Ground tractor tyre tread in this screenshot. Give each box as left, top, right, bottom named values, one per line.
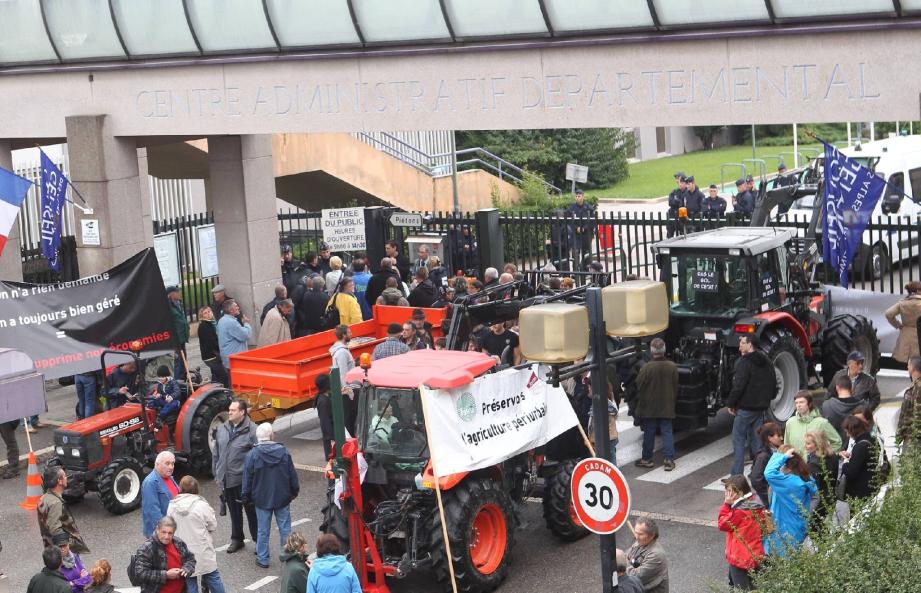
left=761, top=328, right=807, bottom=423
left=187, top=389, right=232, bottom=478
left=542, top=458, right=589, bottom=542
left=431, top=478, right=516, bottom=593
left=97, top=456, right=144, bottom=515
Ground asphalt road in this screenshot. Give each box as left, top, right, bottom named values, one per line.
left=0, top=367, right=908, bottom=593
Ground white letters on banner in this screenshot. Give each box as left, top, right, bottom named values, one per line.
left=422, top=366, right=579, bottom=476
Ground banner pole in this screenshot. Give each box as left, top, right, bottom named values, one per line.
left=23, top=417, right=34, bottom=453
left=179, top=350, right=194, bottom=389
left=575, top=421, right=596, bottom=457
left=418, top=384, right=460, bottom=593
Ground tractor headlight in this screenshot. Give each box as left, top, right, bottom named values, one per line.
left=55, top=446, right=64, bottom=456
left=71, top=448, right=81, bottom=457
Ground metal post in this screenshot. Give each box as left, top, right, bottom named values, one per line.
left=750, top=124, right=756, bottom=160
left=847, top=122, right=852, bottom=146
left=792, top=123, right=799, bottom=168
left=586, top=287, right=617, bottom=593
left=330, top=367, right=346, bottom=467
left=571, top=178, right=577, bottom=196
left=870, top=122, right=875, bottom=142
left=451, top=131, right=460, bottom=213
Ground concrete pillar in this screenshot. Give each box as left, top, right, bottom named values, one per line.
left=207, top=135, right=279, bottom=342
left=65, top=115, right=148, bottom=276
left=0, top=141, right=23, bottom=281
left=136, top=147, right=155, bottom=247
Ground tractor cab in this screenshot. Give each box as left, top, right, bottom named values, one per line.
left=654, top=227, right=795, bottom=331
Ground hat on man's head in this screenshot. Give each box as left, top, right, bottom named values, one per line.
left=847, top=351, right=866, bottom=362
left=282, top=244, right=293, bottom=253
left=165, top=285, right=179, bottom=295
left=685, top=175, right=695, bottom=183
left=574, top=188, right=584, bottom=196
left=778, top=163, right=787, bottom=171
left=52, top=531, right=70, bottom=546
left=320, top=241, right=331, bottom=251
left=674, top=171, right=686, bottom=179
left=211, top=284, right=226, bottom=294
left=156, top=365, right=171, bottom=378
left=746, top=174, right=754, bottom=182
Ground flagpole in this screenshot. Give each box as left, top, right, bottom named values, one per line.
left=806, top=132, right=913, bottom=202
left=35, top=146, right=93, bottom=211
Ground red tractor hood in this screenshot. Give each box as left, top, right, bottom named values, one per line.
left=56, top=404, right=152, bottom=437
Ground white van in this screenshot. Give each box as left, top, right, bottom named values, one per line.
left=779, top=135, right=921, bottom=279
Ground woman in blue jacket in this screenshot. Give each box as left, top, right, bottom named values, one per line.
left=307, top=534, right=361, bottom=593
left=763, top=446, right=817, bottom=557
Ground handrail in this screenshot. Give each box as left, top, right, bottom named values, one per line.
left=354, top=131, right=562, bottom=196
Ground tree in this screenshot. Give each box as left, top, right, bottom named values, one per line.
left=693, top=125, right=725, bottom=150
left=456, top=129, right=632, bottom=190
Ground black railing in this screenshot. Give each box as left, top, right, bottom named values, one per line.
left=153, top=213, right=217, bottom=322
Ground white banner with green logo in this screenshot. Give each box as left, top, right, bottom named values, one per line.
left=423, top=366, right=579, bottom=476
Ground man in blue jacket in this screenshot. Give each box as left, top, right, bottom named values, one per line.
left=242, top=423, right=299, bottom=569
left=141, top=451, right=179, bottom=537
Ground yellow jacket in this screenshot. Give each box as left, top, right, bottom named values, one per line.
left=328, top=292, right=363, bottom=325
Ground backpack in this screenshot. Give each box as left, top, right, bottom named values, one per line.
left=127, top=544, right=143, bottom=586
left=323, top=292, right=341, bottom=329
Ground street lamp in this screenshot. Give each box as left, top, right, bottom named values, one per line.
left=519, top=280, right=669, bottom=593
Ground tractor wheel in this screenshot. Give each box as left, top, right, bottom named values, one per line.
left=98, top=457, right=145, bottom=515
left=542, top=459, right=589, bottom=542
left=187, top=389, right=232, bottom=477
left=319, top=486, right=350, bottom=550
left=822, top=315, right=881, bottom=386
left=762, top=329, right=807, bottom=422
left=431, top=478, right=515, bottom=593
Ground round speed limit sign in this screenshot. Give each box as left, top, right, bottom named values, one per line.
left=570, top=457, right=632, bottom=534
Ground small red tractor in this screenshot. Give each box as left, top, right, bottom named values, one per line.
left=320, top=349, right=589, bottom=593
left=47, top=345, right=231, bottom=514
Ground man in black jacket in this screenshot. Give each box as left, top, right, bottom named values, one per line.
left=295, top=277, right=329, bottom=338
left=26, top=545, right=71, bottom=593
left=133, top=516, right=196, bottom=593
left=315, top=374, right=335, bottom=460
left=365, top=257, right=402, bottom=308
left=727, top=335, right=776, bottom=475
left=385, top=241, right=411, bottom=283
left=197, top=305, right=229, bottom=387
left=408, top=268, right=439, bottom=308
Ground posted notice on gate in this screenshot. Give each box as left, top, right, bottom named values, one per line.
left=322, top=208, right=366, bottom=251
left=422, top=366, right=579, bottom=476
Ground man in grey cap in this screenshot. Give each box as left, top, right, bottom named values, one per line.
left=826, top=350, right=880, bottom=410
left=666, top=172, right=688, bottom=238
left=210, top=284, right=230, bottom=322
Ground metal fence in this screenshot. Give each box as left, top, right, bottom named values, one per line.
left=153, top=213, right=218, bottom=322
left=20, top=235, right=79, bottom=284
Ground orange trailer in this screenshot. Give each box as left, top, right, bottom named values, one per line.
left=228, top=305, right=447, bottom=422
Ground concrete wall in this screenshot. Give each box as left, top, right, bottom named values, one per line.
left=433, top=170, right=520, bottom=212
left=0, top=29, right=909, bottom=138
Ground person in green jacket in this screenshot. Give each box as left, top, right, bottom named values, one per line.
left=166, top=286, right=191, bottom=382
left=784, top=391, right=842, bottom=452
left=279, top=532, right=310, bottom=593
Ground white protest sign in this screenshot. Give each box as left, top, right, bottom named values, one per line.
left=196, top=224, right=219, bottom=278
left=422, top=366, right=579, bottom=476
left=322, top=208, right=366, bottom=251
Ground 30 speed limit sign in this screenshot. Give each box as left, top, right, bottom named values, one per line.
left=570, top=457, right=632, bottom=534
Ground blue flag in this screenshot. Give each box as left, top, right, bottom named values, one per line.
left=821, top=141, right=886, bottom=289
left=40, top=150, right=68, bottom=272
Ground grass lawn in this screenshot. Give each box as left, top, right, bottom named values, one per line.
left=592, top=144, right=821, bottom=200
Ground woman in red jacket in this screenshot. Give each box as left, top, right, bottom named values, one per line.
left=718, top=475, right=768, bottom=591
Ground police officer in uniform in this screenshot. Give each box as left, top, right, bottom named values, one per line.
left=567, top=188, right=595, bottom=268
left=733, top=178, right=755, bottom=219
left=774, top=163, right=796, bottom=188
left=702, top=184, right=727, bottom=221
left=666, top=172, right=688, bottom=238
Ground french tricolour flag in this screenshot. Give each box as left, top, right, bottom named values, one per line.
left=0, top=166, right=33, bottom=256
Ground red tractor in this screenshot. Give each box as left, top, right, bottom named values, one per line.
left=47, top=346, right=231, bottom=514
left=320, top=350, right=590, bottom=593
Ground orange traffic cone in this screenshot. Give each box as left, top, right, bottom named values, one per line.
left=19, top=452, right=42, bottom=511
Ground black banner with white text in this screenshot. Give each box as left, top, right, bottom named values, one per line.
left=0, top=249, right=177, bottom=379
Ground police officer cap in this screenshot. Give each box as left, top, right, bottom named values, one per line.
left=165, top=285, right=179, bottom=295
left=735, top=178, right=746, bottom=186
left=778, top=163, right=787, bottom=171
left=574, top=188, right=584, bottom=195
left=282, top=244, right=292, bottom=253
left=685, top=175, right=695, bottom=183
left=709, top=184, right=718, bottom=190
left=673, top=171, right=686, bottom=179
left=745, top=174, right=754, bottom=182
left=320, top=241, right=331, bottom=251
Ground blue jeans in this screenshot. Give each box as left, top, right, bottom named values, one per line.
left=256, top=505, right=291, bottom=565
left=641, top=418, right=674, bottom=461
left=186, top=570, right=226, bottom=593
left=74, top=374, right=97, bottom=419
left=731, top=409, right=765, bottom=475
